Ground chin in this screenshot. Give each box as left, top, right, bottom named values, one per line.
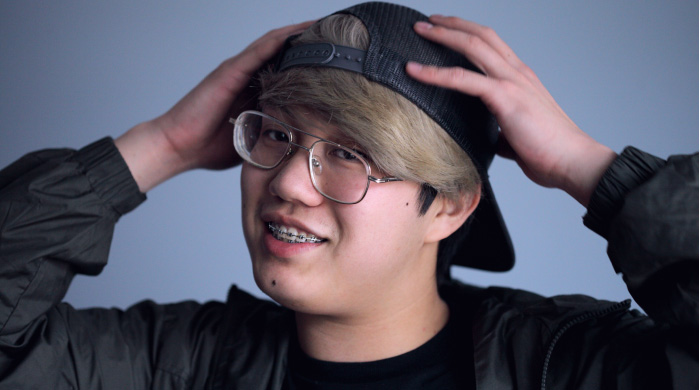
left=257, top=272, right=351, bottom=317
left=253, top=259, right=319, bottom=312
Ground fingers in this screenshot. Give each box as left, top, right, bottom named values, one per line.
left=177, top=20, right=314, bottom=126
left=427, top=16, right=524, bottom=72
left=418, top=16, right=551, bottom=99
left=228, top=20, right=316, bottom=79
left=413, top=20, right=512, bottom=79
left=407, top=15, right=610, bottom=203
left=405, top=61, right=494, bottom=100
left=247, top=20, right=317, bottom=64
left=407, top=15, right=555, bottom=114
left=161, top=20, right=315, bottom=143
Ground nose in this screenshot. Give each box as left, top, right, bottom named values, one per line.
left=268, top=146, right=325, bottom=207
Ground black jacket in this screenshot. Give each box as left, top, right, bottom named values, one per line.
left=0, top=138, right=697, bottom=389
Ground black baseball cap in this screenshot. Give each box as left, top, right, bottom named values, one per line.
left=273, top=2, right=514, bottom=271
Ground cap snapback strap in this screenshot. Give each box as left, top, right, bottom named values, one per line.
left=278, top=43, right=365, bottom=74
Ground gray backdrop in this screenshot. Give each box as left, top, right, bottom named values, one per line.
left=1, top=1, right=697, bottom=311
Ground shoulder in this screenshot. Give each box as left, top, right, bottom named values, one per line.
left=441, top=280, right=677, bottom=389
left=442, top=279, right=640, bottom=334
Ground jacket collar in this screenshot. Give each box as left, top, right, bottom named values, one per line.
left=208, top=285, right=294, bottom=390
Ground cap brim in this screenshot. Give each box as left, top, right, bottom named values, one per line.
left=451, top=178, right=514, bottom=271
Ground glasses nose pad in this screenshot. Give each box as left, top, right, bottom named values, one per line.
left=311, top=155, right=322, bottom=175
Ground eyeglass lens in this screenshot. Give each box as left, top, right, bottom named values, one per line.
left=235, top=111, right=370, bottom=203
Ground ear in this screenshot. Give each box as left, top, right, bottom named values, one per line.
left=423, top=186, right=481, bottom=244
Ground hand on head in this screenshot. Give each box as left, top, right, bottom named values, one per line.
left=117, top=13, right=618, bottom=206
left=115, top=20, right=315, bottom=193
left=406, top=15, right=617, bottom=206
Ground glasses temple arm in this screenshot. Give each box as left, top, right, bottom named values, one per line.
left=368, top=176, right=403, bottom=184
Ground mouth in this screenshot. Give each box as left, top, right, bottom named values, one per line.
left=267, top=222, right=327, bottom=244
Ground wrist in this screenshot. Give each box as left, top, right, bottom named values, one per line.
left=114, top=120, right=190, bottom=193
left=561, top=143, right=618, bottom=207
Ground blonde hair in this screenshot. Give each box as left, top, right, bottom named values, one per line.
left=258, top=14, right=480, bottom=205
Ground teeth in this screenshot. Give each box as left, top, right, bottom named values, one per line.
left=267, top=222, right=325, bottom=244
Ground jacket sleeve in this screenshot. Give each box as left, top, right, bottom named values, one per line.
left=583, top=147, right=698, bottom=327
left=0, top=137, right=145, bottom=334
left=0, top=138, right=222, bottom=389
left=583, top=147, right=698, bottom=383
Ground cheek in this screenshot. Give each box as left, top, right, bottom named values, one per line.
left=240, top=164, right=257, bottom=197
left=241, top=164, right=269, bottom=208
left=240, top=165, right=269, bottom=239
left=333, top=188, right=427, bottom=275
left=240, top=167, right=253, bottom=220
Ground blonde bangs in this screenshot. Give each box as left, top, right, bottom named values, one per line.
left=258, top=14, right=480, bottom=200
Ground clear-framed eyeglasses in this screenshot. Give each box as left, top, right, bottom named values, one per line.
left=230, top=110, right=402, bottom=204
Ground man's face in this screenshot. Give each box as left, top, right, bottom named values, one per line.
left=240, top=109, right=440, bottom=316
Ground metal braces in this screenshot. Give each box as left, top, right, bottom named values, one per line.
left=267, top=222, right=325, bottom=243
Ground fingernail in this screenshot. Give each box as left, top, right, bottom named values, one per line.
left=414, top=21, right=433, bottom=31
left=406, top=62, right=423, bottom=72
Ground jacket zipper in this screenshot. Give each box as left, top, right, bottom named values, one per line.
left=539, top=299, right=631, bottom=390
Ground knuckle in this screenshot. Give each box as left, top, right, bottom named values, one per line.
left=479, top=25, right=497, bottom=39
left=218, top=59, right=248, bottom=81
left=464, top=34, right=482, bottom=49
left=500, top=79, right=519, bottom=92
left=422, top=65, right=440, bottom=78
left=430, top=24, right=447, bottom=37
left=446, top=66, right=466, bottom=82
left=219, top=57, right=238, bottom=72
left=496, top=79, right=521, bottom=99
left=523, top=65, right=537, bottom=78
left=267, top=25, right=286, bottom=36
left=262, top=26, right=290, bottom=42
left=444, top=16, right=464, bottom=28
left=516, top=62, right=537, bottom=79
left=442, top=15, right=460, bottom=25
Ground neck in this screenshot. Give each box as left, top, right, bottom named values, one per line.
left=294, top=282, right=449, bottom=363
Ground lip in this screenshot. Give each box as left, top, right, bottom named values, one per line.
left=263, top=232, right=325, bottom=258
left=260, top=211, right=327, bottom=240
left=267, top=222, right=325, bottom=244
left=260, top=211, right=327, bottom=258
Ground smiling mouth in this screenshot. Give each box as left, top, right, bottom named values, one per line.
left=267, top=222, right=327, bottom=244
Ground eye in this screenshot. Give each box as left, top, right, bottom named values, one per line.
left=329, top=147, right=363, bottom=163
left=262, top=128, right=289, bottom=143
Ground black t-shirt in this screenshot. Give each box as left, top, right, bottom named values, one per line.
left=283, top=308, right=475, bottom=390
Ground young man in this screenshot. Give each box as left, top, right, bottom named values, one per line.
left=0, top=2, right=696, bottom=389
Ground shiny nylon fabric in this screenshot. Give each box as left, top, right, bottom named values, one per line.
left=0, top=138, right=695, bottom=389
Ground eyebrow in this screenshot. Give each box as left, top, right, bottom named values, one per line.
left=328, top=133, right=362, bottom=148
left=281, top=115, right=357, bottom=145
left=261, top=107, right=369, bottom=154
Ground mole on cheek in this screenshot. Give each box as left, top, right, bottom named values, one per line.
left=271, top=280, right=277, bottom=287
left=405, top=202, right=409, bottom=206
